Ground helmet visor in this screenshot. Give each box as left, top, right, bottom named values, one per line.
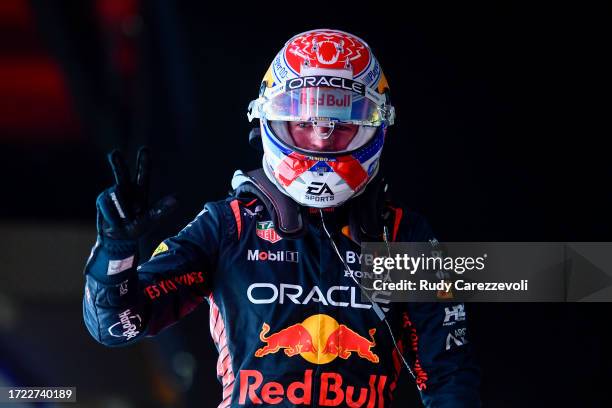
left=269, top=120, right=378, bottom=154
left=262, top=86, right=382, bottom=126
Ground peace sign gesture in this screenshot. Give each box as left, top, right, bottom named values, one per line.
left=96, top=147, right=177, bottom=240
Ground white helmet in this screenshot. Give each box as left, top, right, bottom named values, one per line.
left=248, top=29, right=395, bottom=208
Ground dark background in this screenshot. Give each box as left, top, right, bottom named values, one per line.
left=0, top=1, right=609, bottom=407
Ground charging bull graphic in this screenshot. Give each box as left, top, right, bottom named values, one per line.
left=255, top=322, right=317, bottom=357
left=254, top=314, right=379, bottom=364
left=323, top=325, right=379, bottom=363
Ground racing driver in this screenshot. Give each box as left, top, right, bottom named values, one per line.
left=83, top=29, right=480, bottom=407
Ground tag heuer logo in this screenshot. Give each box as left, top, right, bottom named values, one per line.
left=256, top=221, right=282, bottom=243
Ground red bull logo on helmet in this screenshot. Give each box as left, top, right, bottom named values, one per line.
left=255, top=314, right=379, bottom=365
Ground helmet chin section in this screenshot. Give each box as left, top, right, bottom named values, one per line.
left=260, top=120, right=383, bottom=208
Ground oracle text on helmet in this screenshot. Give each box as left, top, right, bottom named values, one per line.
left=286, top=76, right=365, bottom=95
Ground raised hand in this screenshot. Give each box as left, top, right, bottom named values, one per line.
left=96, top=147, right=177, bottom=240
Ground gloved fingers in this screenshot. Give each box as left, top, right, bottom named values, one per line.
left=99, top=148, right=168, bottom=240
left=135, top=146, right=151, bottom=198
left=108, top=149, right=131, bottom=188
left=96, top=189, right=124, bottom=231
left=148, top=195, right=178, bottom=222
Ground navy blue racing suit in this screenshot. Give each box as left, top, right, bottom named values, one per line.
left=83, top=195, right=480, bottom=407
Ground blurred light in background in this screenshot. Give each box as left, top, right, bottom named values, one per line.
left=172, top=351, right=197, bottom=391
left=0, top=0, right=80, bottom=141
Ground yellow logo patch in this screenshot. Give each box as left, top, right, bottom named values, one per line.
left=152, top=242, right=169, bottom=257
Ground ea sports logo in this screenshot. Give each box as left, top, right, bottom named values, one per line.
left=306, top=182, right=334, bottom=196
left=285, top=31, right=371, bottom=76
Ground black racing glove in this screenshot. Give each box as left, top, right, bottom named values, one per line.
left=96, top=147, right=177, bottom=241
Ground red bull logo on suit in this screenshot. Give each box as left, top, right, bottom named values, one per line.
left=238, top=369, right=388, bottom=406
left=254, top=314, right=379, bottom=365
left=245, top=314, right=385, bottom=406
